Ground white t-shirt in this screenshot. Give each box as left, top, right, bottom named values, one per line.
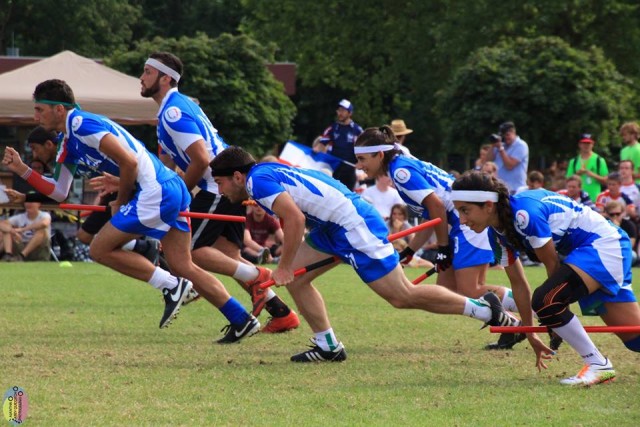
left=620, top=182, right=640, bottom=212
left=360, top=185, right=405, bottom=219
left=9, top=211, right=51, bottom=243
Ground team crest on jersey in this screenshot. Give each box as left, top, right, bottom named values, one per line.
left=515, top=209, right=529, bottom=231
left=394, top=168, right=411, bottom=184
left=164, top=106, right=182, bottom=123
left=71, top=116, right=83, bottom=132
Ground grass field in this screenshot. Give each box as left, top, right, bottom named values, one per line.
left=2, top=262, right=639, bottom=426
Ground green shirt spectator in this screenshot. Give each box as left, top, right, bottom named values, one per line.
left=619, top=121, right=640, bottom=184
left=565, top=133, right=608, bottom=202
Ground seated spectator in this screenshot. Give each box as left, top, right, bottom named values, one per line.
left=603, top=201, right=638, bottom=265
left=481, top=161, right=498, bottom=178
left=595, top=172, right=635, bottom=217
left=387, top=203, right=412, bottom=246
left=516, top=170, right=545, bottom=194
left=360, top=174, right=404, bottom=220
left=473, top=144, right=493, bottom=171
left=618, top=159, right=640, bottom=222
left=241, top=204, right=284, bottom=264
left=557, top=175, right=595, bottom=209
left=0, top=199, right=52, bottom=261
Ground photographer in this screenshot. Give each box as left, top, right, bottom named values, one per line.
left=486, top=121, right=529, bottom=194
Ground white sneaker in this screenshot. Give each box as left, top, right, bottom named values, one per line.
left=560, top=358, right=616, bottom=386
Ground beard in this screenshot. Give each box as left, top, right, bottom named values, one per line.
left=141, top=77, right=161, bottom=98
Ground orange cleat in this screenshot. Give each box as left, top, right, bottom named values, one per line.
left=262, top=310, right=300, bottom=333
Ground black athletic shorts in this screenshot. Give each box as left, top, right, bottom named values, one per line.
left=190, top=190, right=245, bottom=250
left=81, top=193, right=117, bottom=235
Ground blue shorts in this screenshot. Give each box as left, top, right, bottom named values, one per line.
left=111, top=175, right=191, bottom=240
left=571, top=230, right=636, bottom=315
left=306, top=197, right=398, bottom=283
left=452, top=224, right=494, bottom=270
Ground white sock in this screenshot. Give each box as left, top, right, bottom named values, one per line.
left=148, top=267, right=178, bottom=291
left=463, top=298, right=492, bottom=322
left=314, top=328, right=339, bottom=351
left=233, top=263, right=259, bottom=282
left=552, top=316, right=607, bottom=365
left=265, top=288, right=276, bottom=302
left=122, top=240, right=136, bottom=251
left=500, top=288, right=518, bottom=312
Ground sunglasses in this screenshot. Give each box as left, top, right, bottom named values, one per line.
left=608, top=212, right=623, bottom=217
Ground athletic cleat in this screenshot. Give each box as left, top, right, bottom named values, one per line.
left=160, top=278, right=193, bottom=328
left=549, top=331, right=563, bottom=351
left=291, top=340, right=347, bottom=362
left=480, top=291, right=519, bottom=328
left=560, top=358, right=615, bottom=386
left=261, top=310, right=301, bottom=333
left=246, top=266, right=272, bottom=317
left=485, top=332, right=526, bottom=350
left=216, top=315, right=260, bottom=344
left=138, top=238, right=161, bottom=266
left=182, top=287, right=201, bottom=306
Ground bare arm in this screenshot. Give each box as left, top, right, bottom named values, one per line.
left=269, top=192, right=307, bottom=285
left=534, top=240, right=561, bottom=278
left=98, top=134, right=138, bottom=214
left=422, top=193, right=448, bottom=246
left=504, top=258, right=554, bottom=371
left=182, top=140, right=210, bottom=191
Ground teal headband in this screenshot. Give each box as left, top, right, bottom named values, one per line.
left=34, top=99, right=81, bottom=109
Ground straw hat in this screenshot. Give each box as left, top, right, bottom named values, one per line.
left=391, top=119, right=413, bottom=136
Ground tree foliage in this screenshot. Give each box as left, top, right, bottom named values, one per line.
left=436, top=36, right=633, bottom=161
left=0, top=0, right=140, bottom=57
left=106, top=33, right=296, bottom=155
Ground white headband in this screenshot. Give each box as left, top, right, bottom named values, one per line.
left=145, top=58, right=181, bottom=83
left=450, top=190, right=499, bottom=203
left=354, top=143, right=401, bottom=155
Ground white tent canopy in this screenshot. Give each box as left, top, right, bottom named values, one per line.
left=0, top=50, right=157, bottom=126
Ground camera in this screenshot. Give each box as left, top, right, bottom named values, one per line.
left=489, top=133, right=502, bottom=143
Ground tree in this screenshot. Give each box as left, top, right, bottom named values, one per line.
left=106, top=33, right=296, bottom=155
left=436, top=36, right=634, bottom=165
left=0, top=0, right=141, bottom=57
left=129, top=0, right=245, bottom=41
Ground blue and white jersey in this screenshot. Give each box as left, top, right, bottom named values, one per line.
left=246, top=162, right=397, bottom=282
left=388, top=155, right=456, bottom=224
left=157, top=88, right=228, bottom=193
left=510, top=190, right=622, bottom=255
left=388, top=154, right=493, bottom=269
left=509, top=189, right=633, bottom=311
left=58, top=109, right=176, bottom=188
left=247, top=163, right=366, bottom=231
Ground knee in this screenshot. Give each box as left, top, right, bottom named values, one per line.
left=385, top=294, right=412, bottom=309
left=623, top=335, right=640, bottom=352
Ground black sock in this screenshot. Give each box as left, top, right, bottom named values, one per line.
left=265, top=296, right=291, bottom=318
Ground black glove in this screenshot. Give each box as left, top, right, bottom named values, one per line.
left=435, top=244, right=453, bottom=271
left=398, top=247, right=415, bottom=266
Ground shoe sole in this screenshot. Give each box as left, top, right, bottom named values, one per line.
left=262, top=323, right=300, bottom=333
left=160, top=281, right=193, bottom=329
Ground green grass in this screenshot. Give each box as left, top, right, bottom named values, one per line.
left=2, top=263, right=639, bottom=426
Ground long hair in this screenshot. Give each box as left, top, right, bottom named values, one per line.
left=355, top=125, right=403, bottom=173
left=452, top=171, right=525, bottom=251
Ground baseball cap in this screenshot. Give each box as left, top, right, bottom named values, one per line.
left=579, top=133, right=595, bottom=144
left=338, top=99, right=353, bottom=113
